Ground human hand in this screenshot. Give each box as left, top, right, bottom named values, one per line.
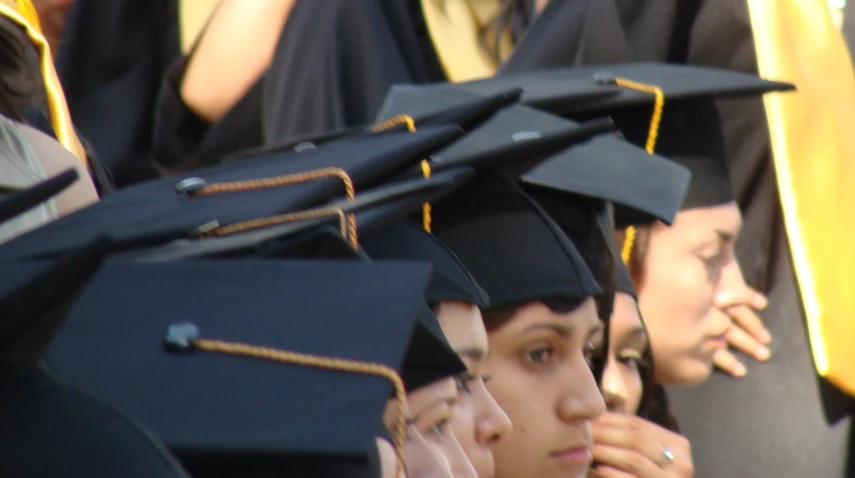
left=713, top=286, right=771, bottom=377
left=590, top=413, right=693, bottom=478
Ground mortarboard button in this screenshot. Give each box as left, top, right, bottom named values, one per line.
left=173, top=177, right=208, bottom=195
left=163, top=323, right=201, bottom=354
left=592, top=72, right=617, bottom=85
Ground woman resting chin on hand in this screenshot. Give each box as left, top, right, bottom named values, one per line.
left=590, top=287, right=693, bottom=478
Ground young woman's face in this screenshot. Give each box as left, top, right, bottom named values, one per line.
left=384, top=377, right=475, bottom=478
left=600, top=292, right=648, bottom=415
left=484, top=298, right=606, bottom=478
left=436, top=301, right=512, bottom=478
left=635, top=202, right=746, bottom=386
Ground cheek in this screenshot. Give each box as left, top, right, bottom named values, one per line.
left=450, top=397, right=477, bottom=444
left=639, top=254, right=715, bottom=336
left=620, top=368, right=643, bottom=415
left=484, top=356, right=557, bottom=439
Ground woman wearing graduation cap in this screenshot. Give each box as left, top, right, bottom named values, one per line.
left=588, top=260, right=694, bottom=478
left=362, top=219, right=513, bottom=478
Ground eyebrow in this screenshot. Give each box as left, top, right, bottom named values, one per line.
left=617, top=326, right=649, bottom=348
left=454, top=346, right=488, bottom=364
left=409, top=396, right=458, bottom=424
left=715, top=229, right=735, bottom=243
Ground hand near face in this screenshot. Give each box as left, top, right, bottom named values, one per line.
left=713, top=286, right=772, bottom=377
left=590, top=413, right=693, bottom=478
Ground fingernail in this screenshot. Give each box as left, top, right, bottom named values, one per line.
left=754, top=293, right=769, bottom=309
left=759, top=329, right=772, bottom=344
left=756, top=345, right=771, bottom=360
left=733, top=363, right=747, bottom=377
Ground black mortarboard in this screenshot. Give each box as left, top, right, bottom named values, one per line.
left=446, top=63, right=793, bottom=117
left=224, top=87, right=524, bottom=163
left=0, top=241, right=189, bottom=477
left=44, top=260, right=465, bottom=469
left=431, top=173, right=601, bottom=311
left=361, top=220, right=489, bottom=309
left=1, top=365, right=191, bottom=478
left=0, top=168, right=78, bottom=226
left=0, top=126, right=464, bottom=261
left=119, top=167, right=475, bottom=262
left=377, top=86, right=615, bottom=175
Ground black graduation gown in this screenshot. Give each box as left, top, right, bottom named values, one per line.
left=152, top=0, right=445, bottom=175
left=262, top=0, right=447, bottom=144
left=504, top=1, right=853, bottom=476
left=56, top=0, right=181, bottom=187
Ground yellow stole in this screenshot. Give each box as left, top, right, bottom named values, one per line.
left=420, top=0, right=512, bottom=82
left=0, top=0, right=86, bottom=164
left=747, top=0, right=855, bottom=396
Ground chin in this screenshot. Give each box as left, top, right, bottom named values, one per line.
left=654, top=356, right=713, bottom=387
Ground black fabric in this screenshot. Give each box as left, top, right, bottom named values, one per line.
left=361, top=220, right=490, bottom=308
left=432, top=173, right=601, bottom=310
left=56, top=0, right=180, bottom=187
left=0, top=126, right=462, bottom=261
left=151, top=47, right=264, bottom=176
left=0, top=169, right=78, bottom=225
left=1, top=365, right=189, bottom=478
left=44, top=260, right=464, bottom=455
left=615, top=259, right=636, bottom=299
left=262, top=0, right=446, bottom=145
left=610, top=98, right=733, bottom=210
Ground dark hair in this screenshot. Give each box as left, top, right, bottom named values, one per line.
left=482, top=297, right=588, bottom=332
left=0, top=16, right=38, bottom=121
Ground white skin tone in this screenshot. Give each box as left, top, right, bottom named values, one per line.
left=181, top=0, right=295, bottom=123
left=635, top=202, right=749, bottom=386
left=589, top=293, right=694, bottom=478
left=376, top=437, right=399, bottom=478
left=485, top=298, right=606, bottom=478
left=435, top=301, right=512, bottom=478
left=384, top=377, right=473, bottom=478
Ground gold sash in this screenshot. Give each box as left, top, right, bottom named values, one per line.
left=747, top=0, right=855, bottom=396
left=420, top=0, right=511, bottom=82
left=0, top=0, right=86, bottom=164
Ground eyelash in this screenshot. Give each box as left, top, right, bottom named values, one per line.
left=428, top=418, right=452, bottom=437
left=618, top=351, right=649, bottom=370
left=524, top=344, right=554, bottom=365
left=455, top=371, right=492, bottom=394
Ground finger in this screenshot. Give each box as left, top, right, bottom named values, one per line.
left=713, top=348, right=747, bottom=377
left=727, top=304, right=772, bottom=345
left=726, top=321, right=771, bottom=361
left=746, top=286, right=769, bottom=310
left=590, top=464, right=641, bottom=478
left=593, top=444, right=660, bottom=478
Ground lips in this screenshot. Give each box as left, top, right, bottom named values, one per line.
left=550, top=445, right=593, bottom=466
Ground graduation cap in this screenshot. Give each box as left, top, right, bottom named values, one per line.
left=223, top=87, right=524, bottom=163
left=43, top=260, right=466, bottom=474
left=0, top=125, right=464, bottom=261
left=430, top=172, right=601, bottom=311
left=377, top=85, right=616, bottom=175
left=0, top=239, right=191, bottom=477
left=119, top=167, right=475, bottom=262
left=615, top=258, right=637, bottom=300
left=361, top=220, right=489, bottom=309
left=0, top=168, right=78, bottom=226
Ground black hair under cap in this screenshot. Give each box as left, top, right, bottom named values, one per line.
left=432, top=173, right=601, bottom=311
left=361, top=220, right=490, bottom=308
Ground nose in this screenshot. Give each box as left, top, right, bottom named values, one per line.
left=557, top=359, right=607, bottom=423
left=600, top=358, right=628, bottom=414
left=473, top=381, right=512, bottom=446
left=714, top=258, right=751, bottom=307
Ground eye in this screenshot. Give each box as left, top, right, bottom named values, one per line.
left=584, top=340, right=605, bottom=369
left=454, top=372, right=474, bottom=394
left=524, top=345, right=554, bottom=365
left=617, top=350, right=649, bottom=371
left=428, top=418, right=452, bottom=437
